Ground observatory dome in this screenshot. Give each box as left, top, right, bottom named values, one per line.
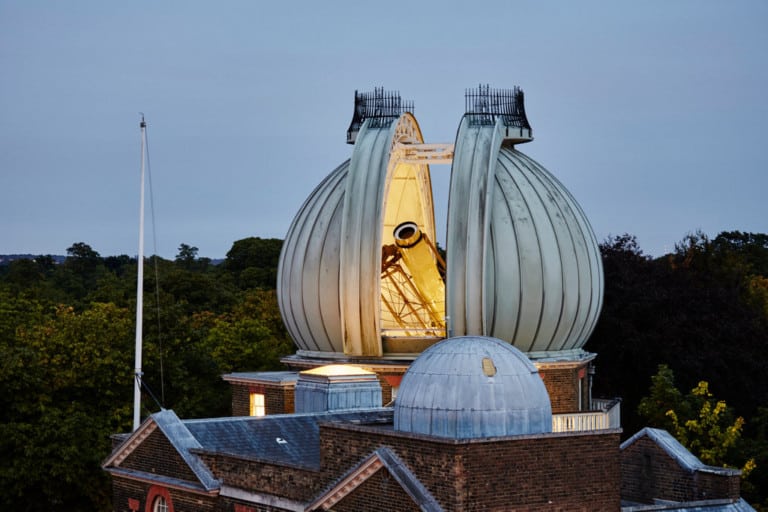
left=277, top=86, right=603, bottom=362
left=394, top=336, right=552, bottom=438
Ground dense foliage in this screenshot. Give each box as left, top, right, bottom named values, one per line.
left=586, top=231, right=768, bottom=507
left=0, top=238, right=291, bottom=511
left=1, top=230, right=766, bottom=509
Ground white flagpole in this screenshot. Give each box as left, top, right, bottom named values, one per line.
left=133, top=115, right=147, bottom=431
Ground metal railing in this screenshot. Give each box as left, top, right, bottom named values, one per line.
left=551, top=398, right=621, bottom=433
left=464, top=84, right=532, bottom=130
left=346, top=88, right=414, bottom=144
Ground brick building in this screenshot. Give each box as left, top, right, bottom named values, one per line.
left=103, top=336, right=750, bottom=511
left=104, top=87, right=754, bottom=510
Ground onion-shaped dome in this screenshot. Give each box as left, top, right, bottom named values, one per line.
left=278, top=87, right=603, bottom=362
left=394, top=336, right=552, bottom=438
left=446, top=115, right=603, bottom=355
left=278, top=109, right=439, bottom=358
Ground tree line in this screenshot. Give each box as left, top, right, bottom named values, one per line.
left=1, top=231, right=767, bottom=509
left=585, top=231, right=768, bottom=507
left=0, top=237, right=290, bottom=511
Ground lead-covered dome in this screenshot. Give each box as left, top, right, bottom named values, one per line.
left=394, top=336, right=552, bottom=438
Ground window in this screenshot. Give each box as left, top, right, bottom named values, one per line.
left=145, top=485, right=173, bottom=512
left=250, top=392, right=265, bottom=416
left=153, top=496, right=168, bottom=512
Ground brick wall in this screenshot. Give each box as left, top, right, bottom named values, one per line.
left=620, top=436, right=740, bottom=503
left=231, top=384, right=250, bottom=417
left=459, top=432, right=621, bottom=510
left=538, top=362, right=588, bottom=413
left=230, top=383, right=295, bottom=417
left=197, top=453, right=321, bottom=503
left=112, top=478, right=147, bottom=512
left=111, top=477, right=218, bottom=512
left=120, top=429, right=199, bottom=483
left=332, top=467, right=422, bottom=512
left=375, top=374, right=393, bottom=405
left=320, top=426, right=462, bottom=509
left=118, top=423, right=620, bottom=511
left=319, top=424, right=621, bottom=511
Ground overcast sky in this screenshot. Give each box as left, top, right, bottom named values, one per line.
left=2, top=1, right=766, bottom=259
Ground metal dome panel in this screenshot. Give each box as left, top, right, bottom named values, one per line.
left=446, top=116, right=603, bottom=353
left=277, top=160, right=348, bottom=353
left=278, top=111, right=439, bottom=357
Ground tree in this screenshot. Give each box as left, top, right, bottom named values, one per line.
left=175, top=243, right=199, bottom=269
left=587, top=231, right=768, bottom=436
left=201, top=289, right=294, bottom=374
left=224, top=237, right=283, bottom=289
left=637, top=364, right=684, bottom=433
left=56, top=242, right=105, bottom=301
left=0, top=302, right=134, bottom=511
left=638, top=365, right=755, bottom=476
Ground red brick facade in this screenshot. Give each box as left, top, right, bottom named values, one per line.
left=107, top=358, right=746, bottom=511
left=230, top=382, right=296, bottom=417
left=227, top=368, right=404, bottom=415
left=197, top=453, right=320, bottom=503
left=121, top=429, right=199, bottom=483
left=332, top=467, right=422, bottom=512
left=111, top=478, right=218, bottom=512
left=620, top=435, right=741, bottom=504
left=536, top=360, right=591, bottom=413
left=178, top=421, right=622, bottom=511
left=318, top=423, right=622, bottom=511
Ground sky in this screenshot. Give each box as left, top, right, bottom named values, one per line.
left=1, top=1, right=766, bottom=259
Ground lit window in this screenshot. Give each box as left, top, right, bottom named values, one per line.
left=250, top=393, right=265, bottom=417
left=153, top=496, right=168, bottom=512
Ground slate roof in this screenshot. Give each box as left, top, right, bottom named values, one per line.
left=153, top=410, right=220, bottom=490
left=102, top=409, right=220, bottom=492
left=621, top=498, right=755, bottom=511
left=222, top=371, right=299, bottom=385
left=185, top=408, right=393, bottom=469
left=308, top=446, right=443, bottom=511
left=620, top=427, right=741, bottom=477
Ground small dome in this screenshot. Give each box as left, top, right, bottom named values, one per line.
left=394, top=336, right=552, bottom=439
